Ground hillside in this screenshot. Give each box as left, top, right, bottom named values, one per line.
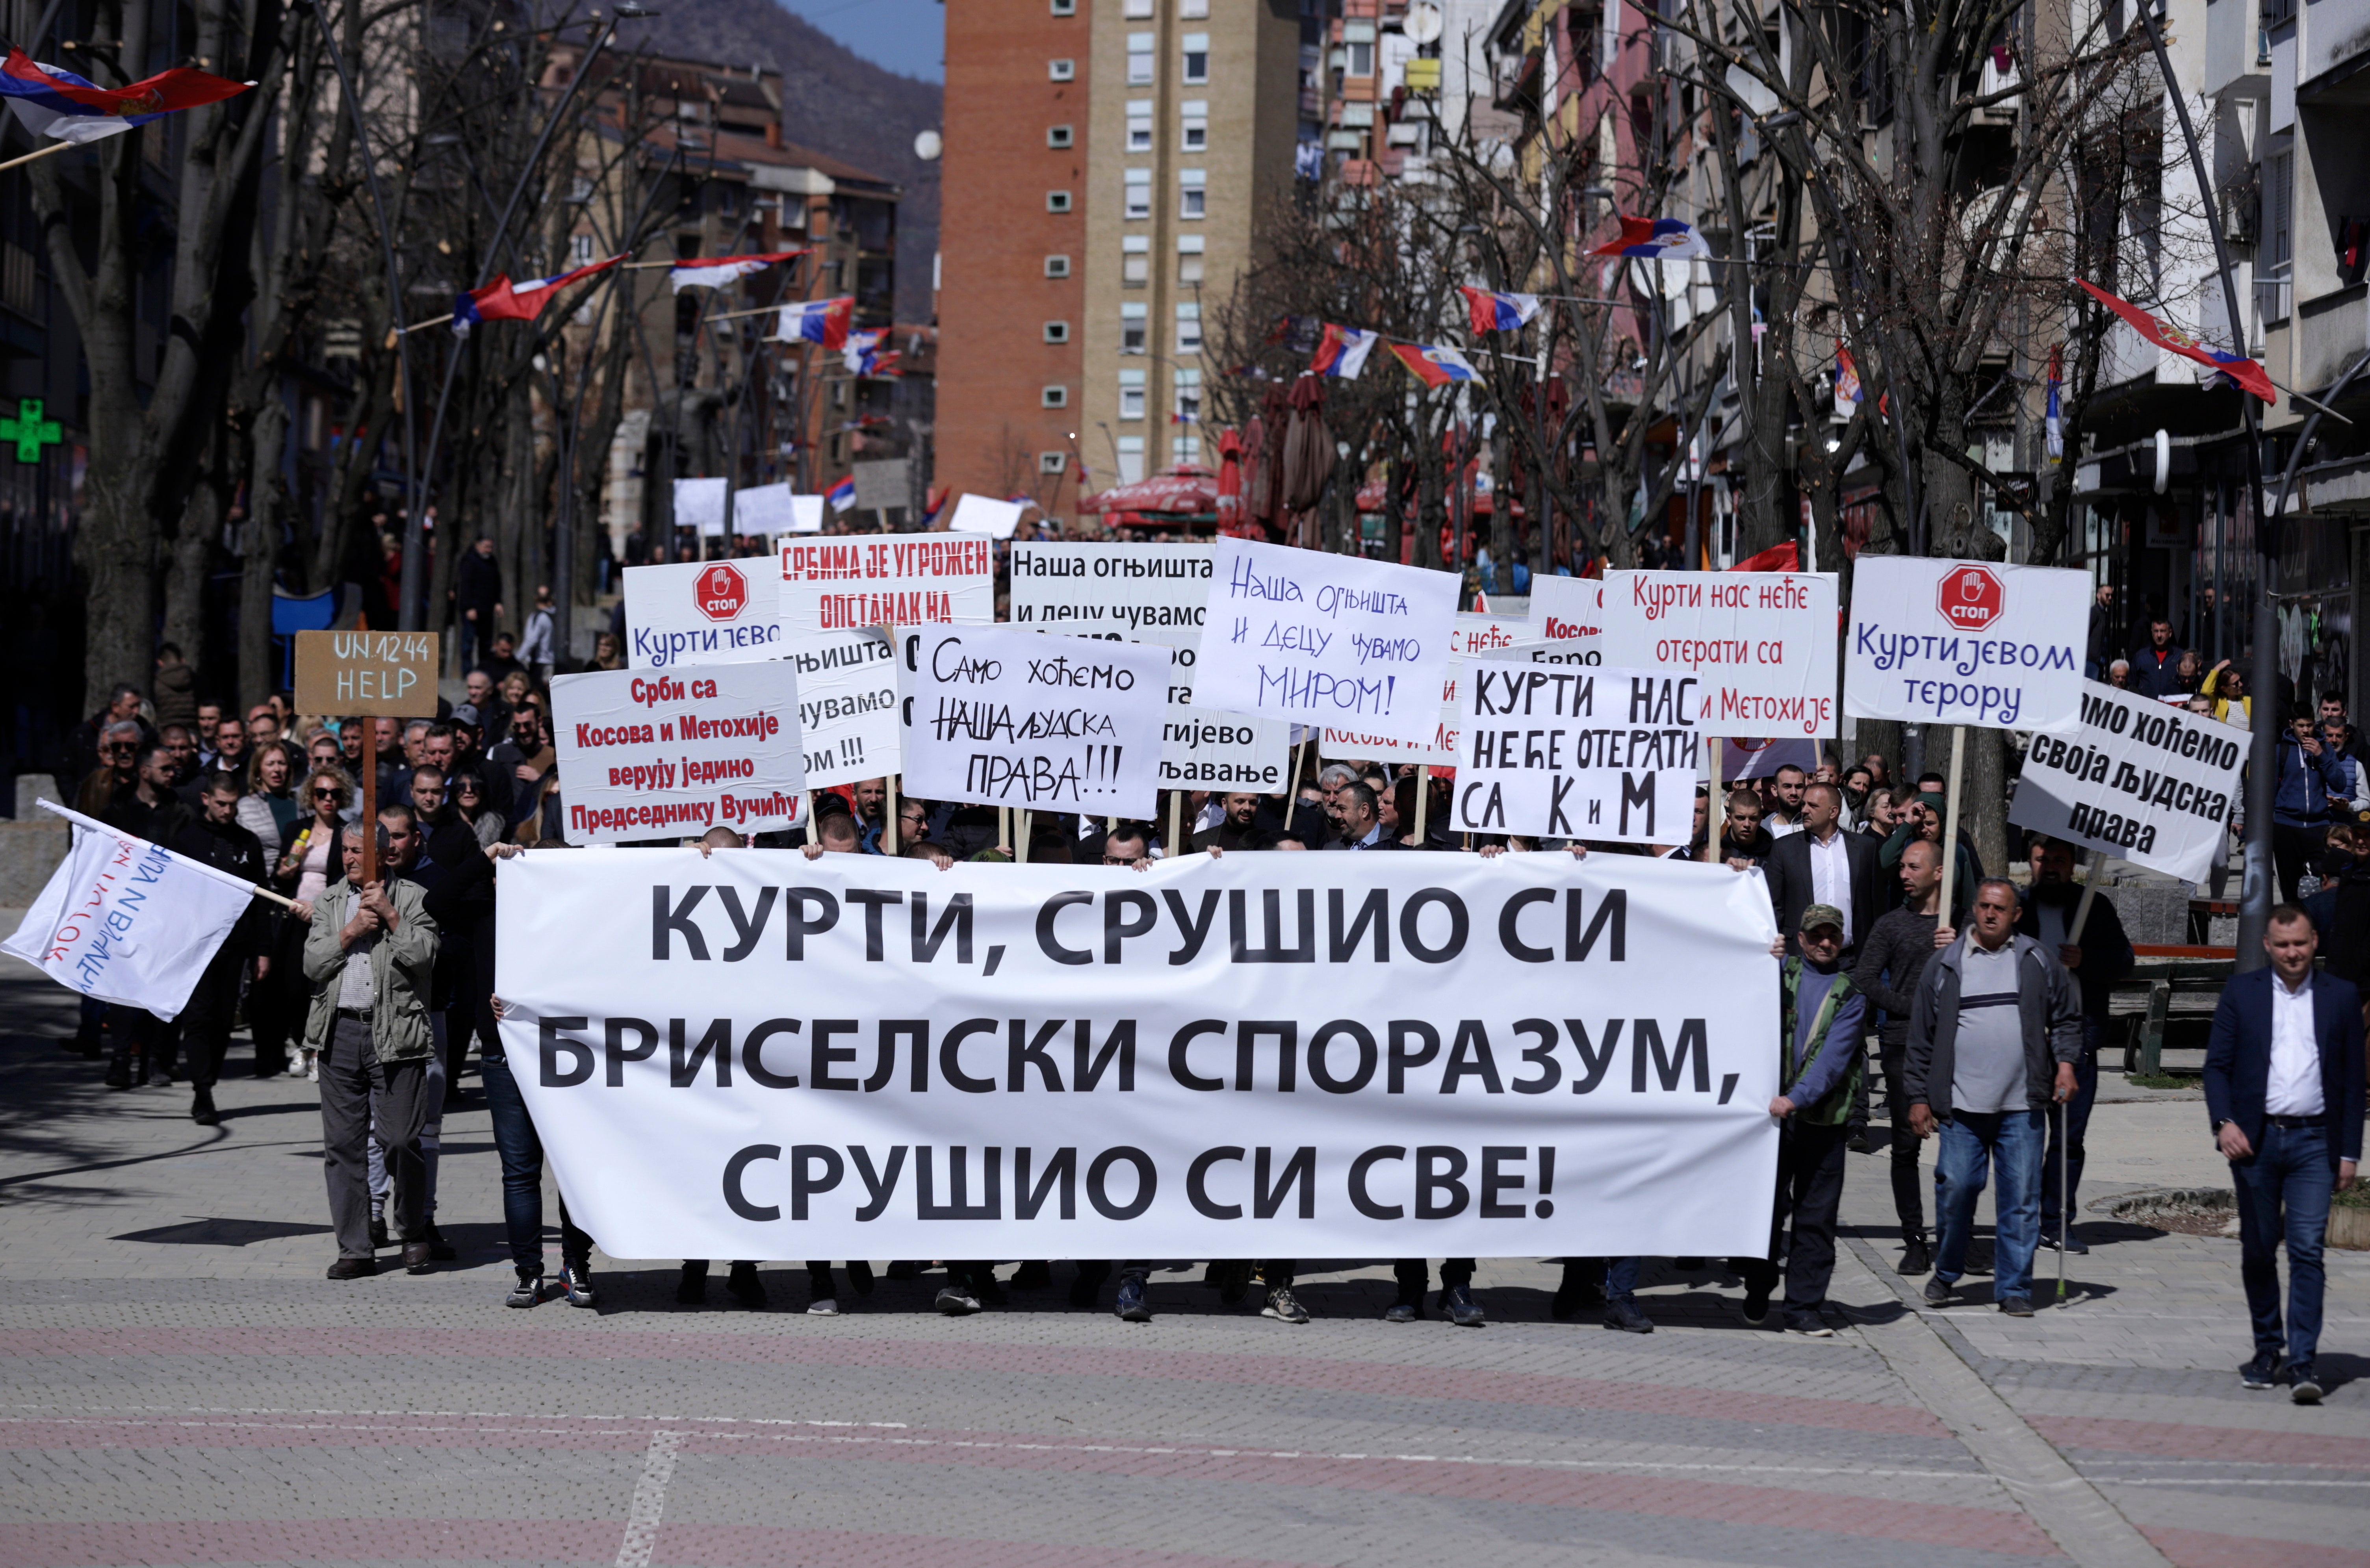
left=619, top=0, right=941, bottom=323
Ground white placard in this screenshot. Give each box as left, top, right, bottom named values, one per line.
left=1845, top=557, right=2091, bottom=731
left=622, top=559, right=784, bottom=670
left=778, top=535, right=997, bottom=634
left=496, top=848, right=1782, bottom=1260
left=899, top=624, right=1170, bottom=814
left=948, top=493, right=1028, bottom=538
left=784, top=629, right=901, bottom=790
left=1602, top=570, right=1838, bottom=738
left=1321, top=658, right=1464, bottom=768
left=731, top=483, right=825, bottom=536
left=1197, top=538, right=1459, bottom=746
left=552, top=662, right=808, bottom=842
left=674, top=477, right=728, bottom=537
left=2008, top=680, right=2246, bottom=883
left=1452, top=665, right=1703, bottom=842
left=1527, top=575, right=1605, bottom=659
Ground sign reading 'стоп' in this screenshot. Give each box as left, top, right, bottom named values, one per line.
left=1845, top=556, right=2091, bottom=731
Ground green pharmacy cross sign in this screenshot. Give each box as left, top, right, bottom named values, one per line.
left=0, top=398, right=62, bottom=464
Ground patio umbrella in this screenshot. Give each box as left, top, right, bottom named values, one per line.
left=1282, top=375, right=1332, bottom=515
left=1216, top=428, right=1254, bottom=538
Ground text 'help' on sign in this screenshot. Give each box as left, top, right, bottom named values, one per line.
left=292, top=631, right=440, bottom=716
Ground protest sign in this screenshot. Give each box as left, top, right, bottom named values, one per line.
left=674, top=477, right=728, bottom=536
left=1601, top=570, right=1837, bottom=737
left=3, top=802, right=261, bottom=1021
left=1720, top=737, right=1822, bottom=783
left=778, top=534, right=995, bottom=634
left=1449, top=612, right=1534, bottom=660
left=731, top=483, right=824, bottom=536
left=947, top=493, right=1028, bottom=538
left=1197, top=538, right=1458, bottom=746
left=291, top=630, right=440, bottom=716
left=623, top=560, right=784, bottom=670
left=1527, top=576, right=1604, bottom=661
left=784, top=629, right=900, bottom=789
left=2008, top=680, right=2244, bottom=883
left=899, top=624, right=1169, bottom=814
left=1009, top=542, right=1290, bottom=791
left=496, top=848, right=1780, bottom=1259
left=551, top=662, right=808, bottom=843
left=1844, top=557, right=2089, bottom=731
left=1451, top=666, right=1702, bottom=842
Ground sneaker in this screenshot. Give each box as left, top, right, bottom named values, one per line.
left=304, top=1051, right=319, bottom=1083
left=2037, top=1231, right=2090, bottom=1256
left=846, top=1260, right=875, bottom=1297
left=1848, top=1131, right=1886, bottom=1156
left=562, top=1265, right=597, bottom=1309
left=425, top=1222, right=457, bottom=1262
left=1740, top=1288, right=1771, bottom=1326
left=1115, top=1277, right=1152, bottom=1322
left=935, top=1284, right=980, bottom=1315
left=505, top=1271, right=544, bottom=1309
left=1603, top=1299, right=1655, bottom=1334
left=1260, top=1285, right=1310, bottom=1324
left=145, top=1062, right=172, bottom=1087
left=2291, top=1364, right=2324, bottom=1405
left=726, top=1261, right=767, bottom=1310
left=190, top=1087, right=219, bottom=1126
left=1551, top=1273, right=1604, bottom=1321
left=1440, top=1284, right=1485, bottom=1327
left=2240, top=1352, right=2285, bottom=1391
left=1899, top=1238, right=1932, bottom=1277
left=1011, top=1260, right=1052, bottom=1290
left=1998, top=1296, right=2035, bottom=1317
left=806, top=1295, right=841, bottom=1316
left=1785, top=1313, right=1835, bottom=1337
left=1923, top=1276, right=1953, bottom=1306
left=675, top=1262, right=708, bottom=1306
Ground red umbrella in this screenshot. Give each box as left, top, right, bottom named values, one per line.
left=1080, top=464, right=1219, bottom=517
left=1216, top=429, right=1256, bottom=538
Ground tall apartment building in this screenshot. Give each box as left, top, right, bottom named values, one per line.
left=939, top=0, right=1307, bottom=518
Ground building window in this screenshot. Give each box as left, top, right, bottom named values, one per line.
left=1042, top=384, right=1069, bottom=408
left=1182, top=32, right=1210, bottom=84
left=1180, top=99, right=1209, bottom=151
left=1050, top=0, right=1075, bottom=13
left=1049, top=58, right=1076, bottom=81
left=1044, top=254, right=1071, bottom=278
left=1124, top=167, right=1152, bottom=220
left=1128, top=31, right=1155, bottom=84
left=1123, top=234, right=1150, bottom=285
left=1178, top=244, right=1204, bottom=285
left=1121, top=302, right=1148, bottom=354
left=1124, top=0, right=1153, bottom=15
left=1044, top=320, right=1071, bottom=343
left=1040, top=451, right=1068, bottom=474
left=1047, top=124, right=1074, bottom=149
left=1175, top=301, right=1202, bottom=353
left=1180, top=0, right=1206, bottom=15
left=1172, top=434, right=1201, bottom=463
left=570, top=232, right=598, bottom=268
left=1344, top=20, right=1375, bottom=77
left=1179, top=167, right=1206, bottom=219
left=1117, top=435, right=1145, bottom=484
left=1127, top=100, right=1153, bottom=151
left=1119, top=367, right=1147, bottom=420
left=1173, top=366, right=1202, bottom=424
left=1047, top=190, right=1073, bottom=213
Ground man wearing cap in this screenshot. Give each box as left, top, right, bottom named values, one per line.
left=1734, top=904, right=1866, bottom=1334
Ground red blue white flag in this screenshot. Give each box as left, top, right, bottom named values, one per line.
left=1459, top=285, right=1541, bottom=333
left=826, top=476, right=857, bottom=512
left=1586, top=215, right=1712, bottom=260
left=2076, top=279, right=2273, bottom=403
left=670, top=249, right=806, bottom=291
left=453, top=254, right=623, bottom=334
left=1309, top=323, right=1379, bottom=379
left=1833, top=341, right=1862, bottom=412
left=1388, top=341, right=1480, bottom=388
left=0, top=48, right=251, bottom=144
left=777, top=295, right=855, bottom=352
left=2045, top=343, right=2064, bottom=462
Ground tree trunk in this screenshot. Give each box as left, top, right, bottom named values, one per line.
left=162, top=470, right=221, bottom=672
left=238, top=410, right=283, bottom=713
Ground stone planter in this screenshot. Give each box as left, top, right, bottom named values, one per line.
left=2331, top=1205, right=2370, bottom=1251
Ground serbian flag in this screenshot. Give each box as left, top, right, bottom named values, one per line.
left=2077, top=279, right=2274, bottom=402
left=826, top=476, right=857, bottom=513
left=1388, top=341, right=1480, bottom=388
left=0, top=48, right=251, bottom=145
left=453, top=254, right=623, bottom=334
left=777, top=295, right=855, bottom=352
left=1587, top=215, right=1712, bottom=260
left=1310, top=323, right=1379, bottom=379
left=2045, top=343, right=2064, bottom=462
left=1833, top=341, right=1862, bottom=412
left=842, top=328, right=891, bottom=375
left=670, top=249, right=806, bottom=291
left=1459, top=285, right=1541, bottom=333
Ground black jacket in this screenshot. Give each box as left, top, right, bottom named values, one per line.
left=1765, top=825, right=1884, bottom=957
left=1852, top=906, right=1942, bottom=1049
left=2015, top=883, right=2136, bottom=1023
left=1904, top=933, right=2085, bottom=1121
left=2205, top=966, right=2366, bottom=1170
left=455, top=547, right=503, bottom=614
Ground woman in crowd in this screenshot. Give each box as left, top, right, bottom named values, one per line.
left=274, top=765, right=353, bottom=1081
left=237, top=742, right=302, bottom=866
left=591, top=631, right=626, bottom=672
left=451, top=769, right=506, bottom=850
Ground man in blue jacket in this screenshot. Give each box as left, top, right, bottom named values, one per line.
left=2274, top=714, right=2348, bottom=902
left=2205, top=906, right=2365, bottom=1403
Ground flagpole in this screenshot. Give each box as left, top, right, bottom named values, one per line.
left=0, top=140, right=75, bottom=176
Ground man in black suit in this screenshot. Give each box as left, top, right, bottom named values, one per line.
left=1764, top=782, right=1882, bottom=961
left=2204, top=906, right=2366, bottom=1403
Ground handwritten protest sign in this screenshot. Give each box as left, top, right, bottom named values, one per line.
left=784, top=629, right=900, bottom=789
left=1451, top=666, right=1702, bottom=842
left=622, top=560, right=783, bottom=670
left=2009, top=679, right=2244, bottom=883
left=551, top=662, right=808, bottom=843
left=778, top=534, right=995, bottom=635
left=899, top=625, right=1169, bottom=813
left=1197, top=538, right=1458, bottom=746
left=1601, top=571, right=1836, bottom=737
left=1845, top=557, right=2089, bottom=731
left=291, top=631, right=440, bottom=716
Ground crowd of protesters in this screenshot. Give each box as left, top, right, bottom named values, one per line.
left=36, top=568, right=2362, bottom=1407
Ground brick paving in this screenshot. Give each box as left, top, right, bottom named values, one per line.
left=6, top=918, right=2370, bottom=1568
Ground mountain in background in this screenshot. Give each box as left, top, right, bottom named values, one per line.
left=620, top=0, right=941, bottom=323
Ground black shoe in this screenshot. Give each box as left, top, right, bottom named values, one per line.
left=190, top=1087, right=219, bottom=1126
left=102, top=1063, right=132, bottom=1090
left=676, top=1262, right=709, bottom=1306
left=1440, top=1284, right=1485, bottom=1327
left=1212, top=1260, right=1252, bottom=1304
left=1383, top=1299, right=1420, bottom=1323
left=326, top=1256, right=377, bottom=1280
left=506, top=1270, right=544, bottom=1308
left=1552, top=1272, right=1605, bottom=1321
left=2240, top=1352, right=2286, bottom=1391
left=1998, top=1295, right=2034, bottom=1317
left=2291, top=1364, right=2324, bottom=1405
left=935, top=1283, right=980, bottom=1315
left=145, top=1063, right=172, bottom=1086
left=1115, top=1277, right=1152, bottom=1322
left=726, top=1261, right=767, bottom=1310
left=885, top=1260, right=919, bottom=1280
left=1604, top=1299, right=1654, bottom=1334
left=403, top=1240, right=433, bottom=1275
left=1848, top=1132, right=1886, bottom=1156
left=369, top=1215, right=389, bottom=1251
left=2037, top=1230, right=2090, bottom=1256
left=1785, top=1313, right=1836, bottom=1338
left=425, top=1222, right=456, bottom=1262
left=562, top=1264, right=597, bottom=1309
left=1923, top=1276, right=1953, bottom=1306
left=1011, top=1260, right=1052, bottom=1290
left=1899, top=1238, right=1932, bottom=1276
left=846, top=1260, right=875, bottom=1297
left=1740, top=1290, right=1770, bottom=1327
left=1260, top=1284, right=1310, bottom=1324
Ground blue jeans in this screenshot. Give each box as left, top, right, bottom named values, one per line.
left=2231, top=1121, right=2333, bottom=1367
left=1934, top=1108, right=2046, bottom=1301
left=2040, top=1031, right=2100, bottom=1234
left=481, top=1052, right=592, bottom=1277
left=1604, top=1256, right=1642, bottom=1303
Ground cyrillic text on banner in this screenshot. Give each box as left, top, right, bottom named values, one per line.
left=2008, top=679, right=2245, bottom=883
left=898, top=624, right=1169, bottom=814
left=778, top=534, right=996, bottom=635
left=551, top=663, right=808, bottom=843
left=623, top=560, right=783, bottom=670
left=1844, top=557, right=2090, bottom=731
left=785, top=629, right=900, bottom=789
left=1451, top=665, right=1702, bottom=842
left=1602, top=570, right=1837, bottom=738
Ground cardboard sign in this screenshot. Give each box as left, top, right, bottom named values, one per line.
left=778, top=535, right=996, bottom=635
left=1602, top=570, right=1838, bottom=738
left=947, top=493, right=1029, bottom=538
left=292, top=631, right=440, bottom=716
left=784, top=628, right=901, bottom=790
left=622, top=559, right=785, bottom=670
left=2008, top=680, right=2245, bottom=883
left=1845, top=557, right=2090, bottom=731
left=1452, top=665, right=1702, bottom=842
left=551, top=662, right=808, bottom=843
left=899, top=625, right=1169, bottom=813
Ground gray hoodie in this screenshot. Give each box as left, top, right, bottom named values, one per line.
left=1902, top=931, right=2083, bottom=1121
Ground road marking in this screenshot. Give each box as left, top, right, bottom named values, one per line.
left=615, top=1427, right=685, bottom=1568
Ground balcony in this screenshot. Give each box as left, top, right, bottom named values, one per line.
left=2297, top=282, right=2370, bottom=393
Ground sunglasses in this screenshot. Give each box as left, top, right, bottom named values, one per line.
left=313, top=788, right=344, bottom=800
left=456, top=782, right=481, bottom=794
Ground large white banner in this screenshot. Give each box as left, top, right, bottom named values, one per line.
left=2008, top=681, right=2245, bottom=883
left=2, top=803, right=256, bottom=1020
left=1199, top=538, right=1458, bottom=745
left=784, top=629, right=900, bottom=789
left=552, top=664, right=808, bottom=843
left=778, top=535, right=996, bottom=634
left=496, top=849, right=1781, bottom=1259
left=1603, top=570, right=1837, bottom=738
left=1452, top=667, right=1702, bottom=842
left=900, top=625, right=1169, bottom=814
left=623, top=560, right=784, bottom=670
left=1845, top=557, right=2089, bottom=731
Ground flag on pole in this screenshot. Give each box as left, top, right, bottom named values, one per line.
left=1833, top=341, right=1862, bottom=413
left=841, top=328, right=898, bottom=376
left=1459, top=285, right=1542, bottom=333
left=1309, top=323, right=1379, bottom=379
left=826, top=476, right=857, bottom=512
left=669, top=249, right=807, bottom=291
left=1387, top=341, right=1481, bottom=388
left=1, top=802, right=259, bottom=1020
left=1586, top=215, right=1713, bottom=260
left=2075, top=279, right=2275, bottom=403
left=0, top=48, right=252, bottom=144
left=2045, top=343, right=2064, bottom=462
left=777, top=296, right=856, bottom=352
left=453, top=254, right=624, bottom=335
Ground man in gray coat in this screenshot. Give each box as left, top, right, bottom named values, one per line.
left=304, top=821, right=441, bottom=1279
left=1904, top=877, right=2082, bottom=1317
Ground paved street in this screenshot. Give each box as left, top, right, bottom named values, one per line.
left=3, top=917, right=2366, bottom=1568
